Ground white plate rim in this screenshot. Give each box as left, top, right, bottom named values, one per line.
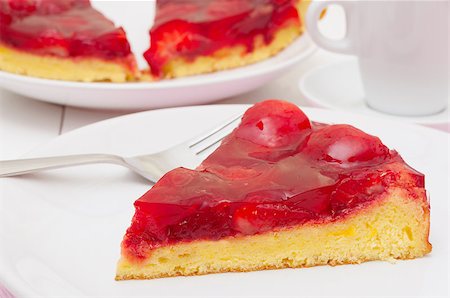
left=298, top=59, right=450, bottom=125
left=0, top=35, right=316, bottom=90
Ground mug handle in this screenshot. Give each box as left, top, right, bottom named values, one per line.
left=306, top=0, right=356, bottom=55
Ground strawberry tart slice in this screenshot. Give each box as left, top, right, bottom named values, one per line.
left=116, top=100, right=431, bottom=280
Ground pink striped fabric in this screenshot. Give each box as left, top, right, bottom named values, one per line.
left=0, top=286, right=14, bottom=298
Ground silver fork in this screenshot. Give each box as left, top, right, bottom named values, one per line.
left=0, top=114, right=242, bottom=183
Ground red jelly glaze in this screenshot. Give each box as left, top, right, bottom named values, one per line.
left=0, top=0, right=132, bottom=59
left=123, top=100, right=425, bottom=260
left=144, top=0, right=301, bottom=77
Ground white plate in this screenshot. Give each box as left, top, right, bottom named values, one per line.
left=298, top=59, right=450, bottom=126
left=0, top=105, right=448, bottom=297
left=0, top=35, right=315, bottom=111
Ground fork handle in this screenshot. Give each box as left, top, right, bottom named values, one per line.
left=0, top=154, right=125, bottom=177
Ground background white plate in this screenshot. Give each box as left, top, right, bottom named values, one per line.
left=0, top=105, right=448, bottom=297
left=0, top=35, right=314, bottom=111
left=298, top=59, right=450, bottom=126
left=0, top=1, right=315, bottom=111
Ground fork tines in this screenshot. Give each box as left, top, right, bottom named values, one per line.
left=189, top=113, right=243, bottom=156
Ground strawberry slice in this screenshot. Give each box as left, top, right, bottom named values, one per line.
left=330, top=171, right=396, bottom=215
left=206, top=0, right=251, bottom=18
left=232, top=203, right=313, bottom=235
left=31, top=28, right=68, bottom=55
left=207, top=165, right=261, bottom=180
left=151, top=20, right=200, bottom=57
left=7, top=0, right=37, bottom=16
left=144, top=19, right=201, bottom=76
left=303, top=125, right=390, bottom=164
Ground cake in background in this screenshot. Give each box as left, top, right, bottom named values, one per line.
left=0, top=0, right=309, bottom=82
left=0, top=0, right=139, bottom=82
left=116, top=99, right=431, bottom=280
left=145, top=0, right=309, bottom=78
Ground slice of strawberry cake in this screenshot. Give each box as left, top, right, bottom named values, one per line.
left=116, top=100, right=431, bottom=280
left=0, top=0, right=138, bottom=82
left=144, top=0, right=308, bottom=78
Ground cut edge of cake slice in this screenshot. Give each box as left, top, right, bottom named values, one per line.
left=0, top=0, right=140, bottom=83
left=116, top=187, right=431, bottom=280
left=154, top=24, right=303, bottom=79
left=0, top=43, right=139, bottom=83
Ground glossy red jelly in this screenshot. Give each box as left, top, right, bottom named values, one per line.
left=123, top=100, right=424, bottom=260
left=0, top=0, right=132, bottom=59
left=144, top=0, right=301, bottom=77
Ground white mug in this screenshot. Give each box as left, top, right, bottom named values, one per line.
left=306, top=0, right=448, bottom=116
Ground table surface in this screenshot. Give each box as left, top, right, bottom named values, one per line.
left=0, top=6, right=448, bottom=298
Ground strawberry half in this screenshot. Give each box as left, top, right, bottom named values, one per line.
left=303, top=125, right=390, bottom=164
left=235, top=100, right=311, bottom=148
left=144, top=19, right=201, bottom=76
left=232, top=203, right=313, bottom=235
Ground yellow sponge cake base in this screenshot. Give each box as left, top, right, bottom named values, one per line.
left=160, top=25, right=303, bottom=79
left=0, top=44, right=139, bottom=82
left=116, top=188, right=431, bottom=280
